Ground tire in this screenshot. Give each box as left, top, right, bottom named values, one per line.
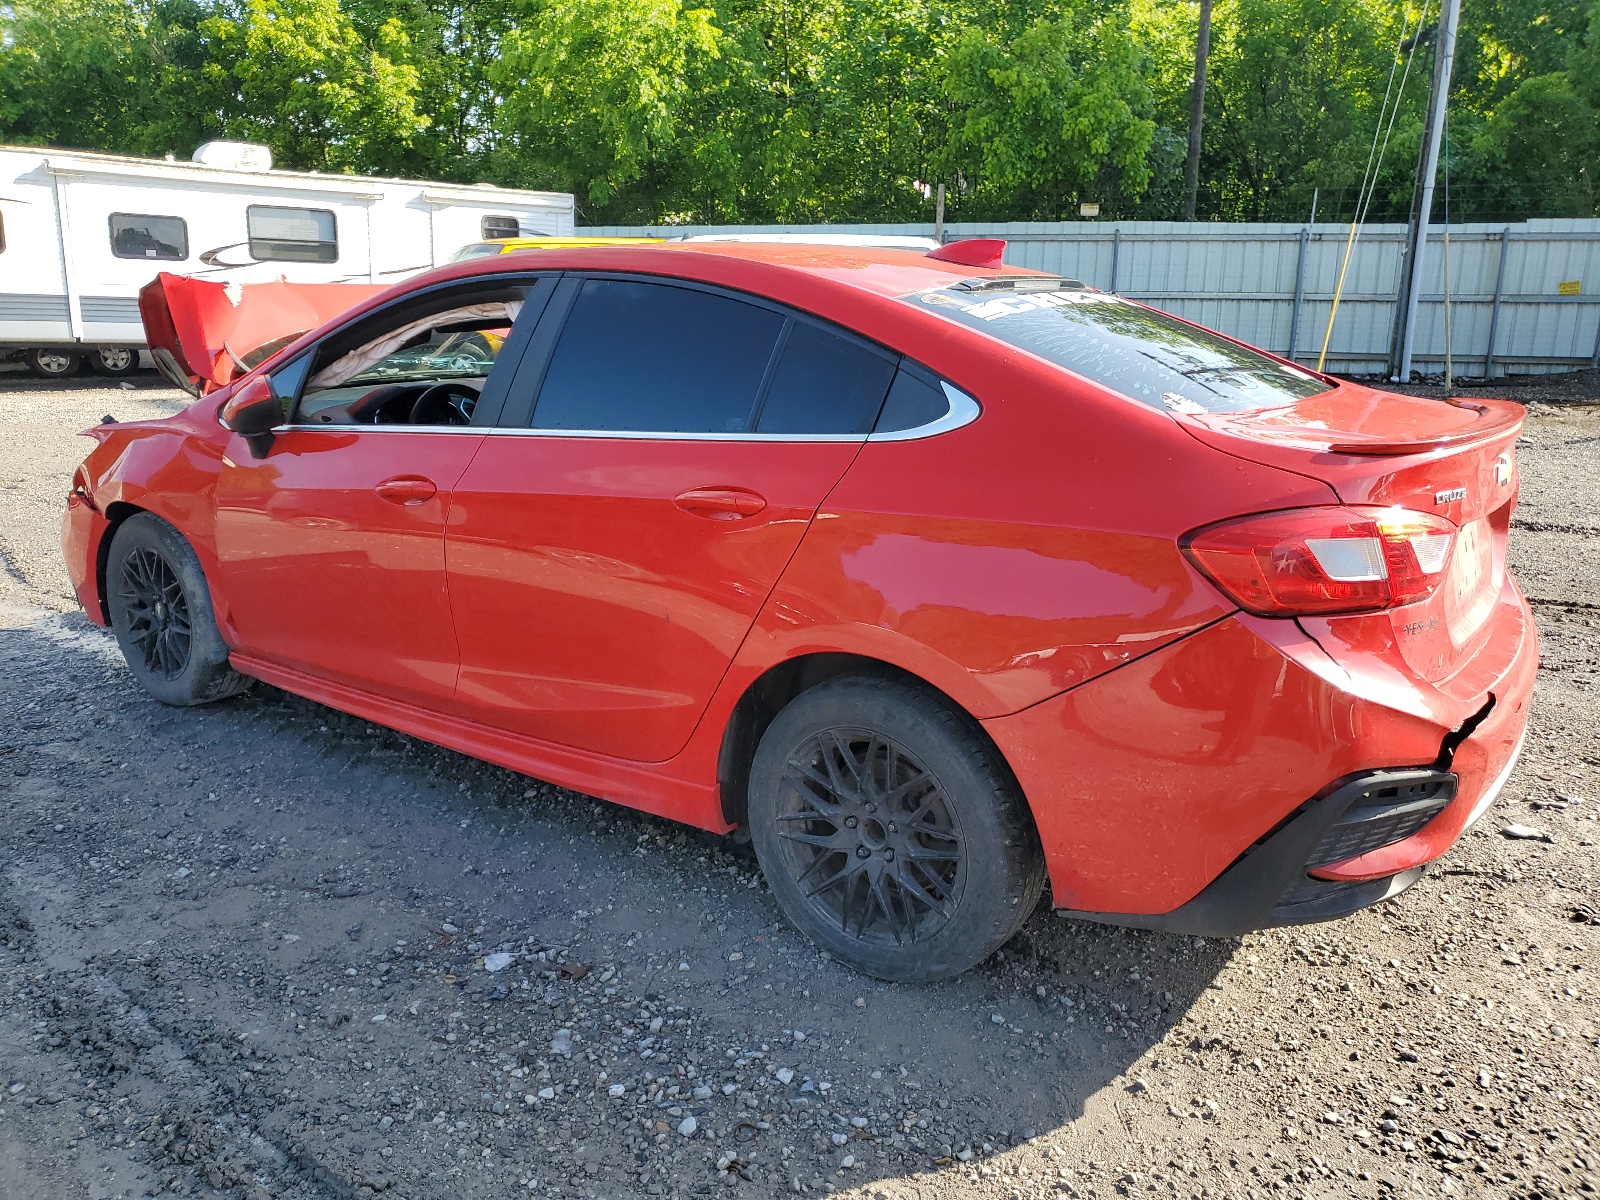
left=105, top=513, right=250, bottom=706
left=88, top=346, right=139, bottom=377
left=24, top=347, right=81, bottom=379
left=748, top=676, right=1046, bottom=982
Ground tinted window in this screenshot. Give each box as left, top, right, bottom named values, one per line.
left=754, top=321, right=897, bottom=434
left=481, top=215, right=520, bottom=239
left=109, top=213, right=187, bottom=260
left=247, top=206, right=337, bottom=263
left=909, top=281, right=1329, bottom=414
left=533, top=280, right=783, bottom=433
left=874, top=367, right=950, bottom=432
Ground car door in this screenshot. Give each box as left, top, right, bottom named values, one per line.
left=446, top=275, right=900, bottom=762
left=212, top=276, right=553, bottom=708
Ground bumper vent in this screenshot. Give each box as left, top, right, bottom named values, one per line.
left=1307, top=775, right=1456, bottom=868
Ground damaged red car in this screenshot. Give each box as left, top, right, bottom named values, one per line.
left=61, top=242, right=1536, bottom=981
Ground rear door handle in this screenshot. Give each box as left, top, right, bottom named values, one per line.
left=674, top=487, right=767, bottom=520
left=375, top=475, right=438, bottom=505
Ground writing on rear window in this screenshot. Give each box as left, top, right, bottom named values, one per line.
left=908, top=281, right=1330, bottom=414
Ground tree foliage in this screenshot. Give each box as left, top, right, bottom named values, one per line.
left=1, top=0, right=1595, bottom=222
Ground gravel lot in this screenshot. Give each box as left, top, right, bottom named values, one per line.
left=1, top=367, right=1597, bottom=1200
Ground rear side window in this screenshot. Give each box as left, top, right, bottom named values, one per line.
left=481, top=215, right=520, bottom=239
left=874, top=367, right=950, bottom=432
left=754, top=321, right=897, bottom=435
left=247, top=205, right=338, bottom=263
left=533, top=279, right=784, bottom=433
left=110, top=213, right=187, bottom=260
left=909, top=280, right=1329, bottom=414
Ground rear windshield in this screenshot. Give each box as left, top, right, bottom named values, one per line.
left=907, top=280, right=1330, bottom=414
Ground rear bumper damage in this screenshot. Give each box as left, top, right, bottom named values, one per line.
left=987, top=574, right=1536, bottom=930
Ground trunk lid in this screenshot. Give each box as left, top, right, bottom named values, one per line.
left=1177, top=382, right=1525, bottom=688
left=138, top=272, right=388, bottom=395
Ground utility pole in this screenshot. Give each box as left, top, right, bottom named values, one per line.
left=1181, top=0, right=1213, bottom=222
left=1389, top=0, right=1460, bottom=381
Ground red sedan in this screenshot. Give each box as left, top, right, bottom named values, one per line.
left=62, top=241, right=1536, bottom=981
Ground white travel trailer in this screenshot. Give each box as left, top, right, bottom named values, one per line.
left=0, top=141, right=575, bottom=377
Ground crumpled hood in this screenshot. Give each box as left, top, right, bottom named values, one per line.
left=137, top=272, right=388, bottom=395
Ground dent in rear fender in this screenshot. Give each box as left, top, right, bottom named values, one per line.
left=1295, top=575, right=1535, bottom=728
left=982, top=615, right=1447, bottom=915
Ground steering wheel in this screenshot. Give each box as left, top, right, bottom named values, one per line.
left=409, top=383, right=478, bottom=426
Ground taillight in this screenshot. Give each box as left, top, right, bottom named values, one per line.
left=1181, top=506, right=1457, bottom=616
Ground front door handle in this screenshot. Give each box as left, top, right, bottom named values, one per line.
left=375, top=475, right=438, bottom=505
left=674, top=486, right=767, bottom=521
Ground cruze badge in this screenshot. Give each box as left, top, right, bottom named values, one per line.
left=1495, top=453, right=1514, bottom=487
left=1434, top=486, right=1468, bottom=505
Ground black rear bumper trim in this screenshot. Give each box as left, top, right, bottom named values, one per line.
left=1056, top=768, right=1454, bottom=938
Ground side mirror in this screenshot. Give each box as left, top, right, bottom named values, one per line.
left=219, top=376, right=284, bottom=458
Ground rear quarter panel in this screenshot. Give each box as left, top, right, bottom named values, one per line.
left=736, top=344, right=1339, bottom=718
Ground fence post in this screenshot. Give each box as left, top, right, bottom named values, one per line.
left=1483, top=226, right=1510, bottom=379
left=1287, top=225, right=1310, bottom=361
left=1109, top=228, right=1121, bottom=294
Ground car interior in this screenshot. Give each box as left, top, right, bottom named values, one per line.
left=293, top=293, right=523, bottom=427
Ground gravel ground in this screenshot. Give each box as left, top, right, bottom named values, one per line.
left=1, top=366, right=1596, bottom=1200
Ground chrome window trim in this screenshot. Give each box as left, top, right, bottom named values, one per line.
left=273, top=381, right=980, bottom=441
left=869, top=382, right=979, bottom=442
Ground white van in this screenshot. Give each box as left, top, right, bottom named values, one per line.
left=0, top=141, right=575, bottom=378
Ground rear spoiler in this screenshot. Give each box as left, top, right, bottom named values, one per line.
left=1324, top=398, right=1525, bottom=455
left=138, top=273, right=388, bottom=396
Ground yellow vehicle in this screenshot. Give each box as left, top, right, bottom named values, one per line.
left=448, top=235, right=663, bottom=262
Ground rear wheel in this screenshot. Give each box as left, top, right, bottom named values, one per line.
left=748, top=677, right=1045, bottom=982
left=24, top=348, right=81, bottom=379
left=106, top=514, right=249, bottom=706
left=88, top=346, right=139, bottom=377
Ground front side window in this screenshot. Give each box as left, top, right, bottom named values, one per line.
left=247, top=205, right=337, bottom=263
left=110, top=213, right=187, bottom=260
left=481, top=215, right=520, bottom=239
left=533, top=279, right=784, bottom=433
left=295, top=298, right=521, bottom=426
left=908, top=278, right=1330, bottom=414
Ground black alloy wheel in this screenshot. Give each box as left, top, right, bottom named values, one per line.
left=775, top=728, right=965, bottom=945
left=749, top=677, right=1045, bottom=982
left=106, top=513, right=250, bottom=706
left=116, top=545, right=193, bottom=679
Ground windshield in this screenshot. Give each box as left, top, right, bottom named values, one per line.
left=449, top=242, right=507, bottom=262
left=907, top=279, right=1331, bottom=414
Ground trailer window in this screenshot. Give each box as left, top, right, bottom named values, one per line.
left=0, top=212, right=5, bottom=253
left=247, top=206, right=338, bottom=263
left=481, top=215, right=520, bottom=239
left=109, top=214, right=187, bottom=260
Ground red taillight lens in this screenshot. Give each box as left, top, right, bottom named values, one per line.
left=1181, top=506, right=1457, bottom=616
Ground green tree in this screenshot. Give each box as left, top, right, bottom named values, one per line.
left=203, top=0, right=430, bottom=172
left=492, top=0, right=721, bottom=212
left=942, top=3, right=1156, bottom=218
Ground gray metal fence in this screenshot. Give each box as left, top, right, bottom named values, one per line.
left=581, top=218, right=1600, bottom=377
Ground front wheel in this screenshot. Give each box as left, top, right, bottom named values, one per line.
left=106, top=513, right=250, bottom=706
left=24, top=347, right=81, bottom=379
left=748, top=677, right=1045, bottom=982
